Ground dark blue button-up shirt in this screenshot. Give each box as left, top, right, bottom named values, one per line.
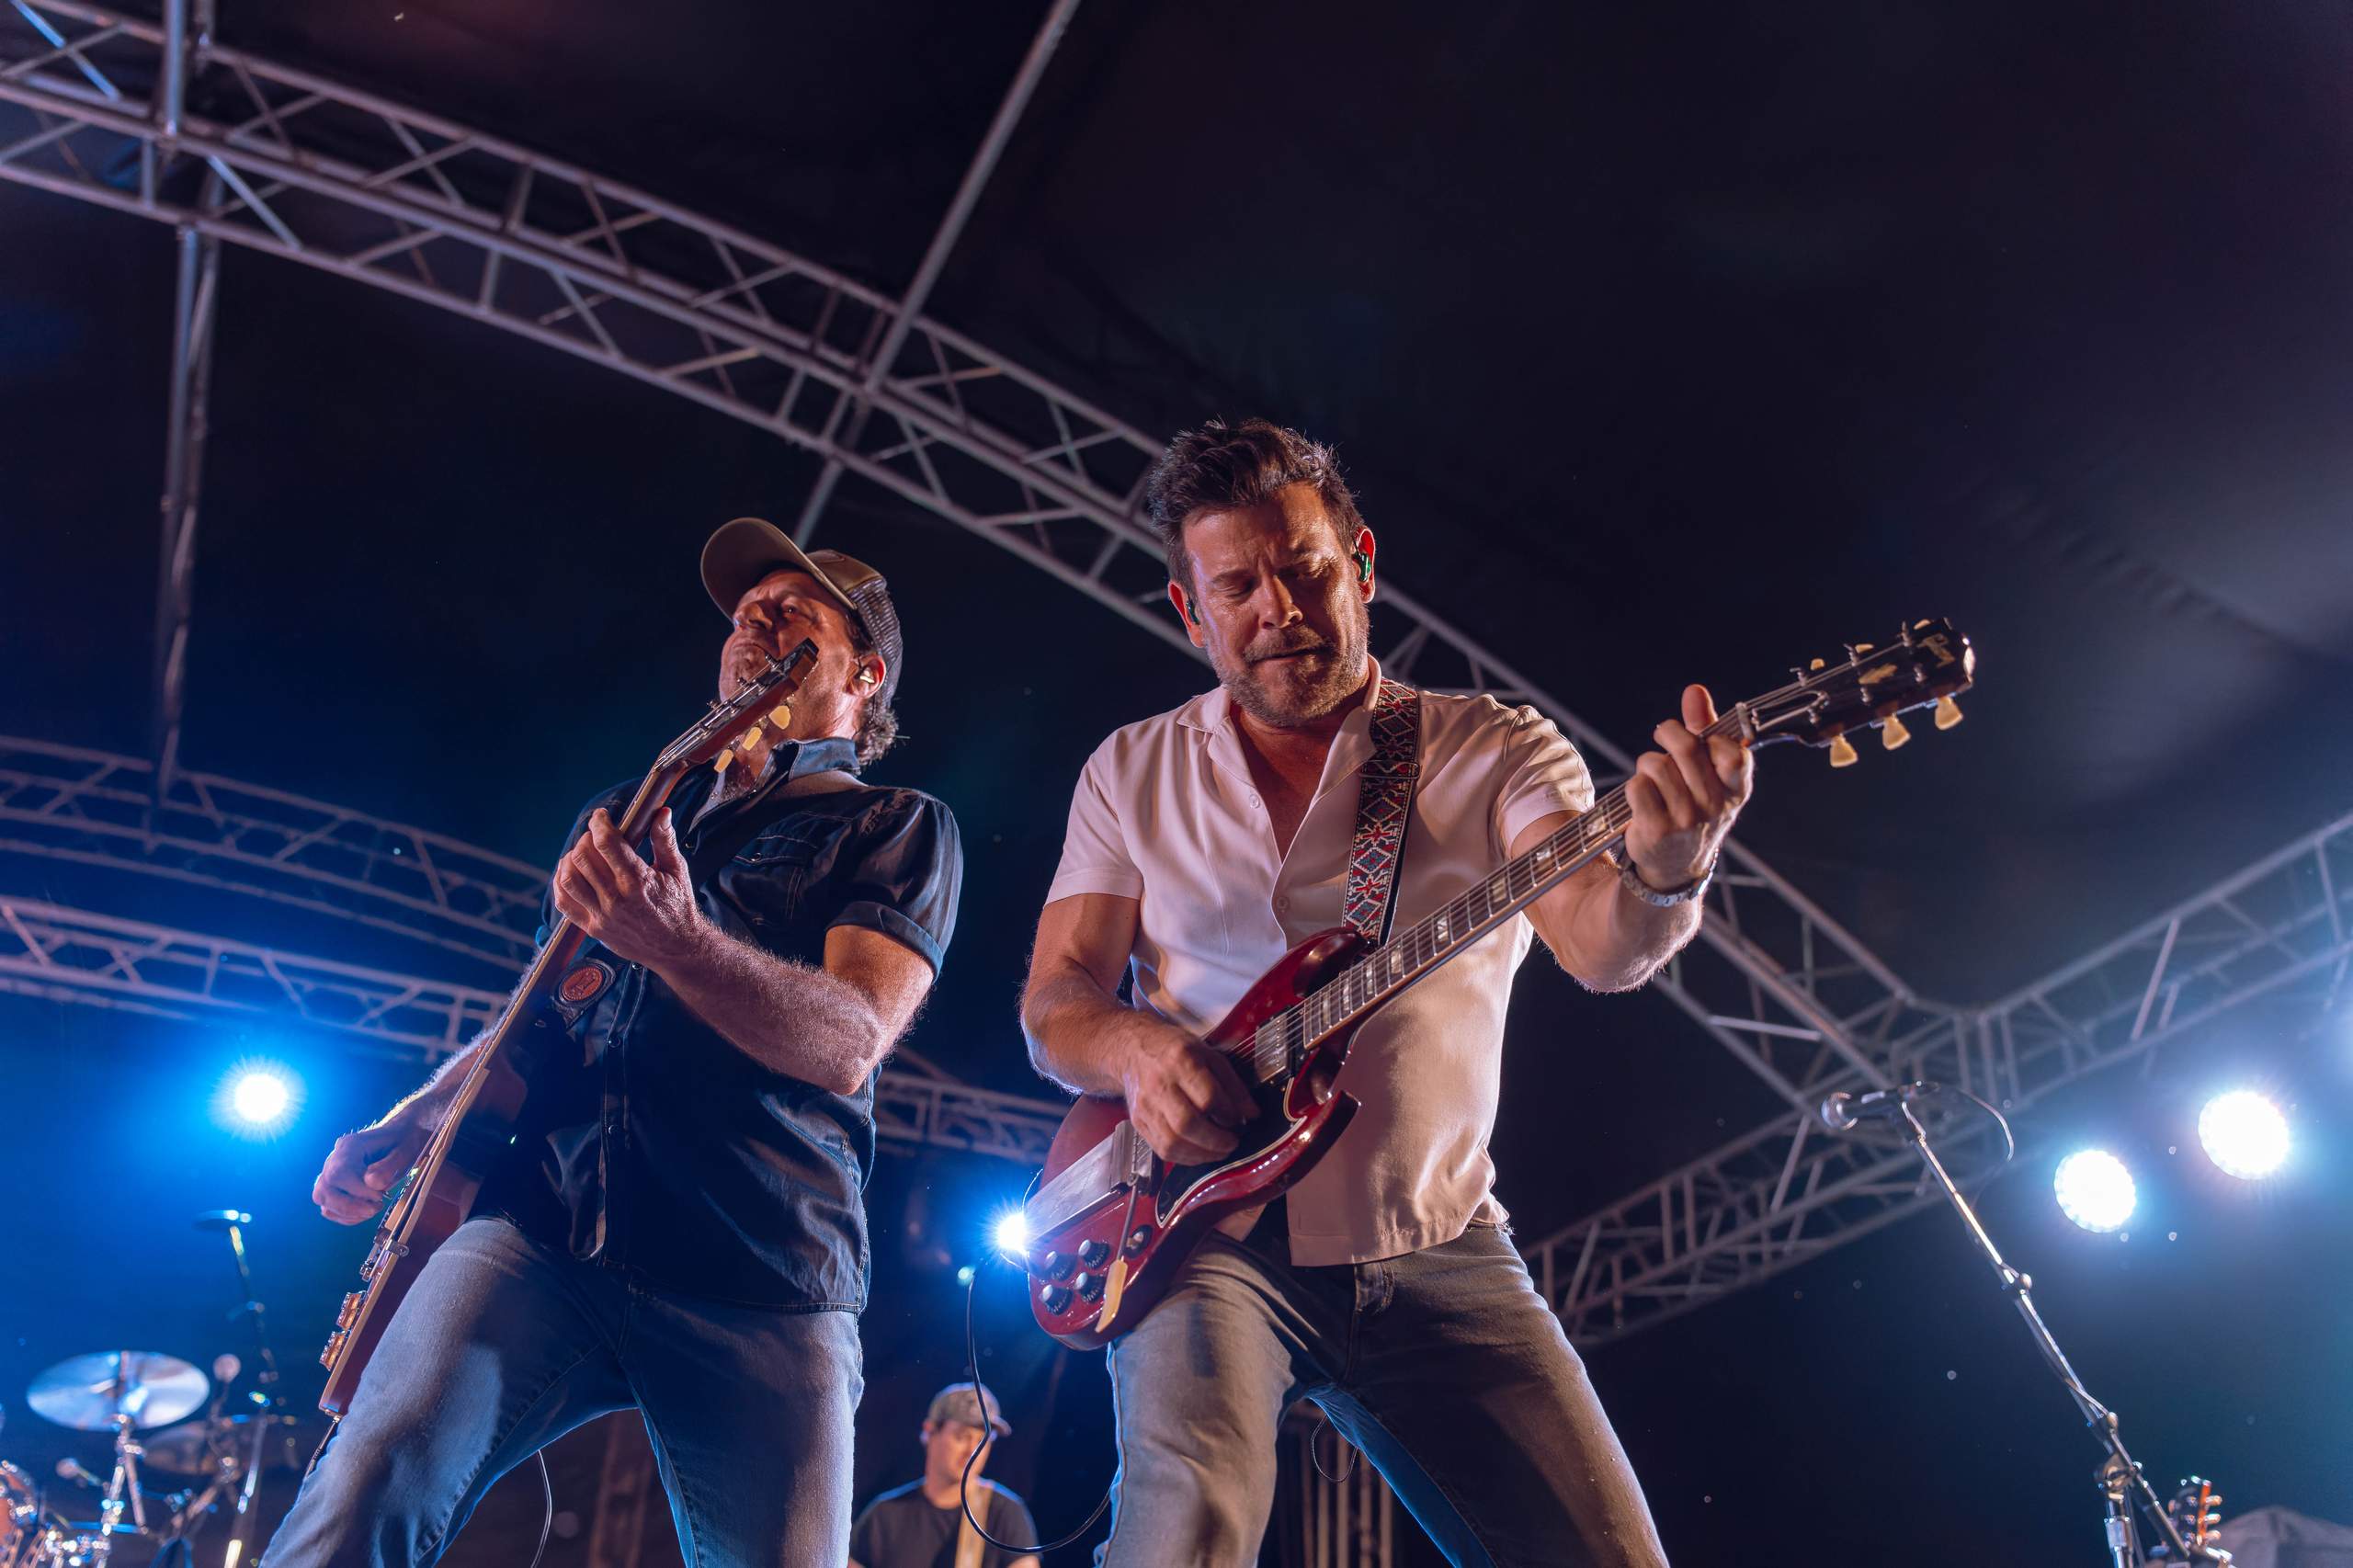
left=483, top=736, right=962, bottom=1310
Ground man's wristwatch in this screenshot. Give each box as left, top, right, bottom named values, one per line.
left=1616, top=849, right=1716, bottom=908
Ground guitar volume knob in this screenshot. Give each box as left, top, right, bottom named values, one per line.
left=1037, top=1249, right=1074, bottom=1280
left=1074, top=1271, right=1105, bottom=1302
left=1076, top=1239, right=1110, bottom=1268
left=1040, top=1283, right=1073, bottom=1315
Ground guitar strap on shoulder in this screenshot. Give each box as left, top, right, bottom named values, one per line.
left=1342, top=676, right=1423, bottom=945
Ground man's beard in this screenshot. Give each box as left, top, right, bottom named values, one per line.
left=1213, top=602, right=1371, bottom=728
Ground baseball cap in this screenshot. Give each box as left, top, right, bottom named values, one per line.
left=699, top=517, right=904, bottom=706
left=925, top=1381, right=1010, bottom=1437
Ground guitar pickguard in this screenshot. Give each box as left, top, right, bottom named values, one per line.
left=1156, top=1077, right=1303, bottom=1225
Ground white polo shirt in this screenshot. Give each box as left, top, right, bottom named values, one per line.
left=1045, top=662, right=1595, bottom=1266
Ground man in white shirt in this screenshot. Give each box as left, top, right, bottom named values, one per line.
left=1021, top=418, right=1751, bottom=1566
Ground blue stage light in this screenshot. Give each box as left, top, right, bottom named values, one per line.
left=2053, top=1150, right=2135, bottom=1233
left=992, top=1209, right=1032, bottom=1259
left=2198, top=1090, right=2289, bottom=1180
left=216, top=1060, right=301, bottom=1138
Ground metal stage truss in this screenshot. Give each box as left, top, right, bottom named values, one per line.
left=0, top=733, right=547, bottom=969
left=1535, top=805, right=2353, bottom=1344
left=0, top=0, right=1947, bottom=1134
left=0, top=890, right=1072, bottom=1162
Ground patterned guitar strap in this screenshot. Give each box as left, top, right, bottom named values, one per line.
left=1342, top=676, right=1424, bottom=943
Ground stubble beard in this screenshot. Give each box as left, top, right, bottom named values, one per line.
left=1215, top=600, right=1372, bottom=729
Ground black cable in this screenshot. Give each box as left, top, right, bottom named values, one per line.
left=527, top=1449, right=553, bottom=1568
left=959, top=1258, right=1112, bottom=1556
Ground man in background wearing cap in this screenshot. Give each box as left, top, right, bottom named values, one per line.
left=848, top=1383, right=1040, bottom=1568
left=267, top=519, right=963, bottom=1568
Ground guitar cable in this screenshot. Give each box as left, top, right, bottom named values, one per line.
left=527, top=1450, right=553, bottom=1568
left=956, top=1234, right=1114, bottom=1556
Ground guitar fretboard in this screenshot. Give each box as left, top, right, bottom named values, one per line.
left=1240, top=708, right=1744, bottom=1085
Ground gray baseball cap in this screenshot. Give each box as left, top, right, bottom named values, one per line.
left=925, top=1381, right=1010, bottom=1437
left=699, top=517, right=904, bottom=706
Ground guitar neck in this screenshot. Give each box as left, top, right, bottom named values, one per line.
left=1244, top=710, right=1749, bottom=1081
left=403, top=766, right=687, bottom=1174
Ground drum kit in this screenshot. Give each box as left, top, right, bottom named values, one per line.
left=0, top=1215, right=316, bottom=1568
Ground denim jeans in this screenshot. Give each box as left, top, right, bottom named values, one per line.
left=1097, top=1217, right=1667, bottom=1567
left=261, top=1217, right=861, bottom=1568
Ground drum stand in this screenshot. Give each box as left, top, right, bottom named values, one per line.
left=1893, top=1100, right=2227, bottom=1567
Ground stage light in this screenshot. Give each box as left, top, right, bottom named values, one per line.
left=2198, top=1091, right=2289, bottom=1179
left=215, top=1060, right=301, bottom=1138
left=992, top=1209, right=1031, bottom=1259
left=956, top=1264, right=976, bottom=1287
left=2053, top=1150, right=2135, bottom=1232
left=233, top=1072, right=289, bottom=1123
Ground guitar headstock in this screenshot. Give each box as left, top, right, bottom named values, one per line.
left=1738, top=617, right=1975, bottom=767
left=2165, top=1476, right=2224, bottom=1559
left=656, top=639, right=821, bottom=774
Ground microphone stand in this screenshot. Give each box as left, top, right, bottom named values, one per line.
left=1892, top=1101, right=2224, bottom=1566
left=200, top=1211, right=283, bottom=1568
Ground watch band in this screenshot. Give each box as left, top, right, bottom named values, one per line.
left=1617, top=849, right=1716, bottom=907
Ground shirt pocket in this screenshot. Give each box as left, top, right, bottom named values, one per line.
left=720, top=820, right=836, bottom=944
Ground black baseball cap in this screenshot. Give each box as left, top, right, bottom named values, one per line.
left=699, top=517, right=903, bottom=706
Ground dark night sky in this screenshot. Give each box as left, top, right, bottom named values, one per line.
left=4, top=2, right=2352, bottom=1563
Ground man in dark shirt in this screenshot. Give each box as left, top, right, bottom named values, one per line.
left=848, top=1383, right=1040, bottom=1568
left=265, top=518, right=962, bottom=1568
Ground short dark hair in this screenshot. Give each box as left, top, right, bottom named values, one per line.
left=1142, top=417, right=1366, bottom=590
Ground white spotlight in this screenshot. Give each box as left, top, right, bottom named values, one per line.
left=215, top=1060, right=301, bottom=1138
left=991, top=1209, right=1032, bottom=1259
left=2054, top=1150, right=2135, bottom=1233
left=2198, top=1091, right=2290, bottom=1180
left=233, top=1071, right=290, bottom=1125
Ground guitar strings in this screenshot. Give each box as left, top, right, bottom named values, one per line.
left=1228, top=684, right=1818, bottom=1090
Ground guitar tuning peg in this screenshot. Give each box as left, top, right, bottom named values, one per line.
left=1828, top=733, right=1859, bottom=767
left=768, top=702, right=793, bottom=728
left=1934, top=695, right=1963, bottom=730
left=1912, top=618, right=1932, bottom=631
left=1880, top=713, right=1912, bottom=750
left=1808, top=657, right=1826, bottom=672
left=1851, top=642, right=1875, bottom=655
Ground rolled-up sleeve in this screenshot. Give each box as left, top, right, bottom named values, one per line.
left=1045, top=737, right=1144, bottom=903
left=830, top=790, right=963, bottom=976
left=1492, top=705, right=1597, bottom=856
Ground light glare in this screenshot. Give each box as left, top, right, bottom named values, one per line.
left=233, top=1072, right=290, bottom=1124
left=215, top=1060, right=301, bottom=1138
left=2054, top=1150, right=2135, bottom=1233
left=2198, top=1091, right=2290, bottom=1180
left=992, top=1210, right=1031, bottom=1258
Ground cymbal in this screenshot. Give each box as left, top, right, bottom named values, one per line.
left=26, top=1352, right=210, bottom=1432
left=142, top=1412, right=316, bottom=1479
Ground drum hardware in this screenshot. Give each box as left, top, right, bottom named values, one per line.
left=0, top=1213, right=308, bottom=1567
left=19, top=1350, right=212, bottom=1564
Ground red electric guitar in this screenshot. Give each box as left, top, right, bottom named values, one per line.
left=1020, top=619, right=1976, bottom=1349
left=318, top=641, right=820, bottom=1415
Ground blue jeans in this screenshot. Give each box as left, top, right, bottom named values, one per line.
left=262, top=1217, right=861, bottom=1568
left=1097, top=1218, right=1668, bottom=1567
